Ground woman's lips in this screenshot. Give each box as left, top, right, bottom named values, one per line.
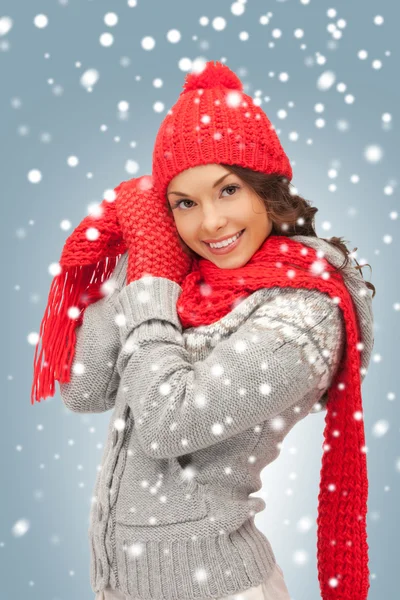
left=203, top=229, right=245, bottom=255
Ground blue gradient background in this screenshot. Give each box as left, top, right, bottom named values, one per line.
left=1, top=1, right=399, bottom=599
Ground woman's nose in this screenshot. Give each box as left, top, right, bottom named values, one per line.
left=201, top=210, right=228, bottom=231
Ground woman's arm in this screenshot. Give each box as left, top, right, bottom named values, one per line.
left=59, top=253, right=128, bottom=413
left=115, top=277, right=345, bottom=457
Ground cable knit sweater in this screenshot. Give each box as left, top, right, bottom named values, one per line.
left=59, top=235, right=374, bottom=600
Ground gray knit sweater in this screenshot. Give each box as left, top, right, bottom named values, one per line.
left=59, top=235, right=374, bottom=600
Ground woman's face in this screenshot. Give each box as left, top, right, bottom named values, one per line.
left=167, top=164, right=273, bottom=269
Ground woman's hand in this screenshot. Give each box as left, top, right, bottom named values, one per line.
left=115, top=175, right=193, bottom=285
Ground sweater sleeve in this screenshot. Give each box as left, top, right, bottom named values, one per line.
left=59, top=253, right=128, bottom=414
left=114, top=277, right=345, bottom=458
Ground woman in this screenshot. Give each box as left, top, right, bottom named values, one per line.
left=32, top=61, right=375, bottom=600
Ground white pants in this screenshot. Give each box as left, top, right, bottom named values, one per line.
left=95, top=563, right=291, bottom=600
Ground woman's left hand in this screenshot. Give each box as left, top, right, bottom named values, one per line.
left=115, top=175, right=193, bottom=285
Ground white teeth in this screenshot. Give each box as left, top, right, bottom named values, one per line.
left=208, top=230, right=242, bottom=249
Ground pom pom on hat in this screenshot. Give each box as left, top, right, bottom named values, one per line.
left=180, top=60, right=243, bottom=94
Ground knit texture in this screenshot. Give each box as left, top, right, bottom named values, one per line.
left=152, top=60, right=292, bottom=202
left=115, top=174, right=193, bottom=284
left=59, top=236, right=374, bottom=600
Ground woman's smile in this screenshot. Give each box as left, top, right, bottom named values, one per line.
left=202, top=229, right=245, bottom=255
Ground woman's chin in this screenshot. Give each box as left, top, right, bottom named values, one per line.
left=207, top=253, right=250, bottom=269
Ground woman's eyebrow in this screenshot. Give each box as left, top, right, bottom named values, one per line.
left=167, top=173, right=231, bottom=198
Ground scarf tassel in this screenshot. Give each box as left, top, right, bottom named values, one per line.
left=31, top=256, right=121, bottom=405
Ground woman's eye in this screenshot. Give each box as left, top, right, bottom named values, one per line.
left=176, top=199, right=195, bottom=210
left=174, top=184, right=239, bottom=210
left=222, top=185, right=239, bottom=196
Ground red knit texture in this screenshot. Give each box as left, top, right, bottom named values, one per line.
left=115, top=175, right=193, bottom=284
left=152, top=60, right=293, bottom=202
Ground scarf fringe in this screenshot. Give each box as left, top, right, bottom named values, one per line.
left=31, top=255, right=121, bottom=404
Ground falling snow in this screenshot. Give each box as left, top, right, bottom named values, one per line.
left=2, top=2, right=397, bottom=598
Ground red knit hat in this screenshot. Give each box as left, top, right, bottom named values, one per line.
left=152, top=60, right=292, bottom=199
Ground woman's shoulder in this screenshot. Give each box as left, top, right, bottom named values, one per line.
left=248, top=286, right=344, bottom=351
left=250, top=286, right=344, bottom=334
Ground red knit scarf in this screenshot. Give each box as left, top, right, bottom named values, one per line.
left=182, top=236, right=370, bottom=600
left=31, top=199, right=369, bottom=599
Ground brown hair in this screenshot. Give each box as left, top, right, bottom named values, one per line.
left=167, top=164, right=376, bottom=298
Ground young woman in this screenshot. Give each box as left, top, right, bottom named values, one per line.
left=32, top=61, right=375, bottom=600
